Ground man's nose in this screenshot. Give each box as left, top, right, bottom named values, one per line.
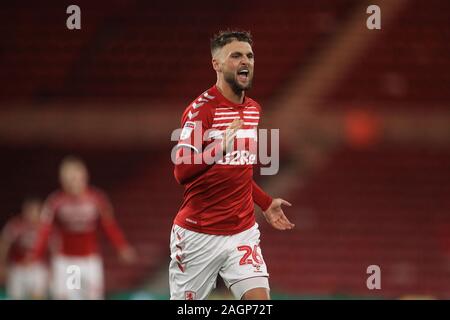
left=241, top=57, right=250, bottom=66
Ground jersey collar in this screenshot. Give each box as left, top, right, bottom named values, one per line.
left=211, top=85, right=249, bottom=109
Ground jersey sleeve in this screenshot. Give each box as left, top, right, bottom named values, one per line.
left=93, top=189, right=129, bottom=251
left=173, top=101, right=226, bottom=185
left=41, top=194, right=57, bottom=223
left=252, top=180, right=273, bottom=211
left=31, top=193, right=58, bottom=259
left=175, top=101, right=213, bottom=154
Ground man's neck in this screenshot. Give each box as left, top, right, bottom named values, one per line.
left=216, top=79, right=244, bottom=104
left=64, top=188, right=87, bottom=198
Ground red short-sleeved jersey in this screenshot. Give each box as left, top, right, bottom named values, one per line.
left=37, top=187, right=126, bottom=256
left=174, top=85, right=262, bottom=235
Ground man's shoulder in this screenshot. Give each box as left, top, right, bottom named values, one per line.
left=45, top=190, right=65, bottom=205
left=180, top=87, right=218, bottom=123
left=4, top=216, right=22, bottom=230
left=244, top=96, right=262, bottom=110
left=185, top=87, right=218, bottom=111
left=84, top=186, right=110, bottom=204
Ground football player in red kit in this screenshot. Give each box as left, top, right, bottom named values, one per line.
left=170, top=30, right=295, bottom=300
left=31, top=156, right=136, bottom=300
left=0, top=198, right=48, bottom=299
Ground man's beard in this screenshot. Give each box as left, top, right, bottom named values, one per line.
left=224, top=71, right=253, bottom=97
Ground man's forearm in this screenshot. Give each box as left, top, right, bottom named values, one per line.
left=31, top=223, right=52, bottom=260
left=101, top=218, right=128, bottom=251
left=252, top=180, right=273, bottom=211
left=174, top=144, right=223, bottom=185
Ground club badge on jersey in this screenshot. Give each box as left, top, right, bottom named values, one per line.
left=185, top=291, right=196, bottom=300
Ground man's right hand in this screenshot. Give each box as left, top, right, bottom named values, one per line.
left=118, top=246, right=138, bottom=264
left=222, top=118, right=243, bottom=154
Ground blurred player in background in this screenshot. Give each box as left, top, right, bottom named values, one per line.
left=0, top=198, right=48, bottom=299
left=170, top=30, right=294, bottom=300
left=31, top=156, right=137, bottom=300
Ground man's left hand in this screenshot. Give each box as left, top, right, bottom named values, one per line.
left=263, top=198, right=295, bottom=230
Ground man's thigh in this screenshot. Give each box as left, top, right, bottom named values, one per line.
left=169, top=224, right=227, bottom=300
left=219, top=224, right=270, bottom=300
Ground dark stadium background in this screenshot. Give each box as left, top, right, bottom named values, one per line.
left=0, top=0, right=449, bottom=299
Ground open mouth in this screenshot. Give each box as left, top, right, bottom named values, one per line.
left=237, top=69, right=249, bottom=82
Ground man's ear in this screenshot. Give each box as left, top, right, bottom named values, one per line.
left=212, top=57, right=220, bottom=72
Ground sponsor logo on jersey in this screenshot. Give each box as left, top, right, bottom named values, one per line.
left=217, top=150, right=257, bottom=165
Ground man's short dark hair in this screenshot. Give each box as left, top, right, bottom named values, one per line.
left=210, top=30, right=253, bottom=55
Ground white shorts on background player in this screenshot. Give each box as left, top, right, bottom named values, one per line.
left=169, top=223, right=269, bottom=300
left=51, top=254, right=104, bottom=300
left=6, top=262, right=48, bottom=299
